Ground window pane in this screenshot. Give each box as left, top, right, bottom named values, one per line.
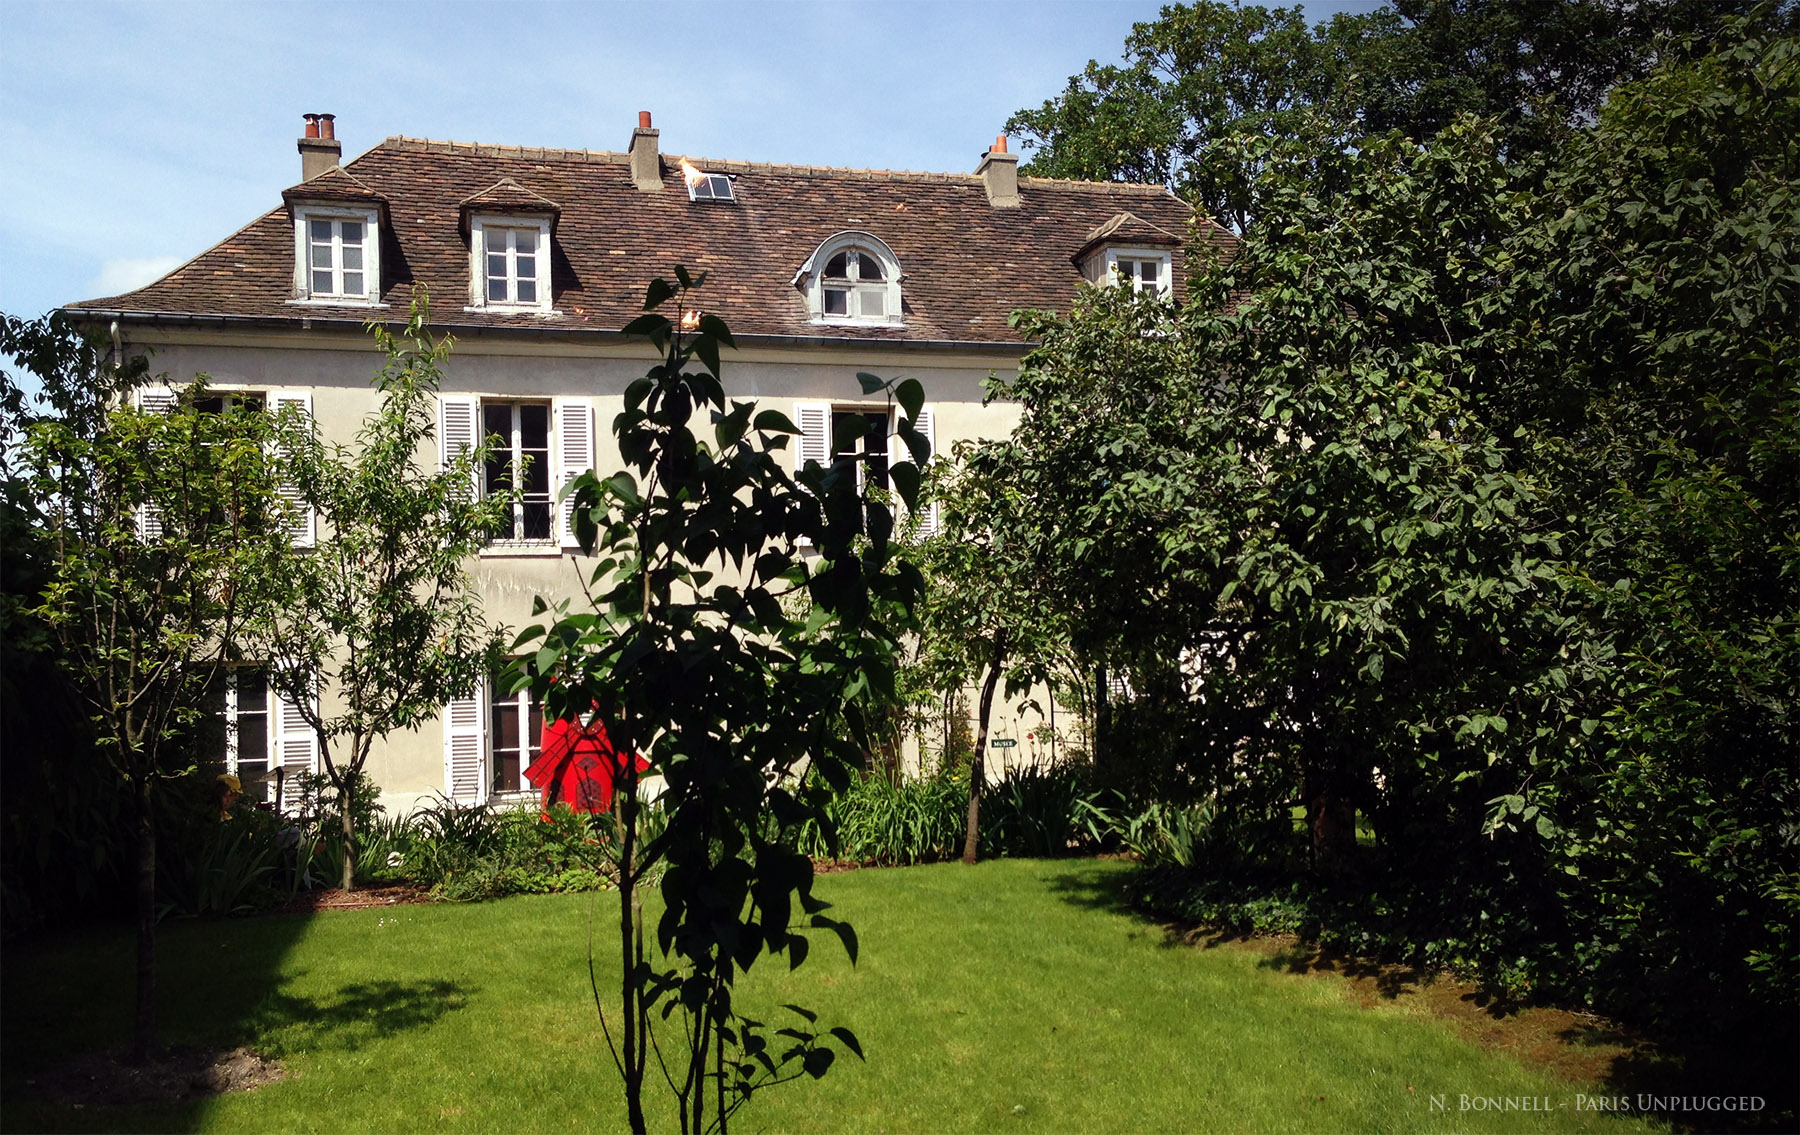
left=1139, top=260, right=1159, bottom=285
left=342, top=245, right=363, bottom=270
left=515, top=252, right=535, bottom=277
left=312, top=270, right=332, bottom=293
left=240, top=669, right=268, bottom=707
left=488, top=253, right=507, bottom=278
left=859, top=288, right=884, bottom=318
left=310, top=219, right=332, bottom=242
left=520, top=404, right=548, bottom=448
left=824, top=288, right=848, bottom=315
left=340, top=221, right=364, bottom=244
left=492, top=700, right=519, bottom=752
left=824, top=252, right=848, bottom=279
left=312, top=243, right=334, bottom=268
left=517, top=279, right=537, bottom=303
left=342, top=271, right=363, bottom=295
left=857, top=253, right=883, bottom=281
left=489, top=278, right=507, bottom=302
left=522, top=501, right=552, bottom=540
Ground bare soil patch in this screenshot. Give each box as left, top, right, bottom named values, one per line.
left=28, top=1046, right=283, bottom=1108
left=278, top=882, right=434, bottom=914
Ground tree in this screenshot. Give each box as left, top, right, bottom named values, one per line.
left=1006, top=0, right=1779, bottom=230
left=516, top=268, right=926, bottom=1133
left=912, top=448, right=1076, bottom=863
left=256, top=288, right=503, bottom=891
left=5, top=313, right=287, bottom=1057
left=995, top=15, right=1798, bottom=1020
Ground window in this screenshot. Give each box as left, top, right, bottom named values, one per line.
left=200, top=668, right=318, bottom=810
left=488, top=673, right=544, bottom=797
left=439, top=396, right=595, bottom=551
left=442, top=672, right=540, bottom=804
left=682, top=165, right=736, bottom=201
left=292, top=209, right=381, bottom=303
left=1116, top=257, right=1163, bottom=295
left=831, top=408, right=889, bottom=490
left=1087, top=247, right=1173, bottom=300
left=796, top=232, right=903, bottom=326
left=822, top=251, right=889, bottom=321
left=468, top=216, right=552, bottom=312
left=793, top=400, right=937, bottom=536
left=204, top=669, right=273, bottom=804
left=484, top=401, right=553, bottom=542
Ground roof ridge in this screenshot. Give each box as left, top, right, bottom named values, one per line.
left=376, top=135, right=1175, bottom=194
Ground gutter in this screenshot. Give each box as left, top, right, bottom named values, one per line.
left=62, top=307, right=1035, bottom=356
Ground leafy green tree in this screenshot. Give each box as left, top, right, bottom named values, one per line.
left=514, top=269, right=926, bottom=1133
left=912, top=449, right=1079, bottom=863
left=255, top=289, right=504, bottom=892
left=4, top=313, right=287, bottom=1057
left=999, top=16, right=1798, bottom=1020
left=1006, top=0, right=1781, bottom=230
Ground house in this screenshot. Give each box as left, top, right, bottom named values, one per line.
left=67, top=112, right=1218, bottom=815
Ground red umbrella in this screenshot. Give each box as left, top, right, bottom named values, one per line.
left=525, top=715, right=648, bottom=815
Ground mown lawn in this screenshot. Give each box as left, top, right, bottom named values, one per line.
left=2, top=859, right=1657, bottom=1133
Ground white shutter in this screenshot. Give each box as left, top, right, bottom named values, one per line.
left=273, top=681, right=320, bottom=781
left=442, top=685, right=487, bottom=804
left=438, top=395, right=481, bottom=502
left=133, top=387, right=177, bottom=539
left=267, top=391, right=316, bottom=548
left=912, top=405, right=938, bottom=538
left=794, top=402, right=830, bottom=474
left=553, top=398, right=595, bottom=550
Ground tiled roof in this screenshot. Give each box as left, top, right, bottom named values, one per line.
left=459, top=177, right=561, bottom=218
left=280, top=166, right=387, bottom=207
left=1073, top=211, right=1184, bottom=263
left=73, top=135, right=1234, bottom=344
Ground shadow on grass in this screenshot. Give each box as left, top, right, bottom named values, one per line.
left=1040, top=857, right=1799, bottom=1135
left=1, top=905, right=472, bottom=1133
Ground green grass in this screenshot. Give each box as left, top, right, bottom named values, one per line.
left=3, top=859, right=1656, bottom=1133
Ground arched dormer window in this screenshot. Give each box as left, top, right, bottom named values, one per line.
left=794, top=232, right=903, bottom=326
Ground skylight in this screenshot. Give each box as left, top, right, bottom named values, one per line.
left=680, top=160, right=736, bottom=202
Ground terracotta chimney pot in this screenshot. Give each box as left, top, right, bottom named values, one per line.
left=639, top=110, right=653, bottom=128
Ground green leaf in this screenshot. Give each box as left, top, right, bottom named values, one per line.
left=895, top=378, right=925, bottom=423
left=754, top=409, right=800, bottom=435
left=643, top=278, right=677, bottom=310
left=855, top=372, right=886, bottom=395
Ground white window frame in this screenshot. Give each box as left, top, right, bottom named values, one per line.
left=290, top=206, right=382, bottom=306
left=797, top=232, right=904, bottom=327
left=1092, top=246, right=1173, bottom=299
left=441, top=395, right=592, bottom=556
left=483, top=399, right=557, bottom=547
left=467, top=214, right=553, bottom=314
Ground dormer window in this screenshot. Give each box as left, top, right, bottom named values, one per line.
left=796, top=232, right=903, bottom=326
left=290, top=206, right=381, bottom=304
left=1082, top=247, right=1173, bottom=300
left=467, top=215, right=552, bottom=313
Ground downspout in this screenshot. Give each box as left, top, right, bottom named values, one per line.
left=110, top=319, right=122, bottom=367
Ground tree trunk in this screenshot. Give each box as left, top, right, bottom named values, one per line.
left=132, top=771, right=157, bottom=1062
left=1305, top=760, right=1358, bottom=879
left=962, top=635, right=1007, bottom=866
left=339, top=778, right=357, bottom=891
left=1094, top=664, right=1110, bottom=772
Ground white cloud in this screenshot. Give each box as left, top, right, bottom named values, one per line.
left=86, top=256, right=184, bottom=298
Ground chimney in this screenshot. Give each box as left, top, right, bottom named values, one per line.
left=976, top=135, right=1020, bottom=208
left=629, top=110, right=663, bottom=192
left=298, top=112, right=342, bottom=181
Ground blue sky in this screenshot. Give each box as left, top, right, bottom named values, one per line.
left=0, top=0, right=1374, bottom=322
